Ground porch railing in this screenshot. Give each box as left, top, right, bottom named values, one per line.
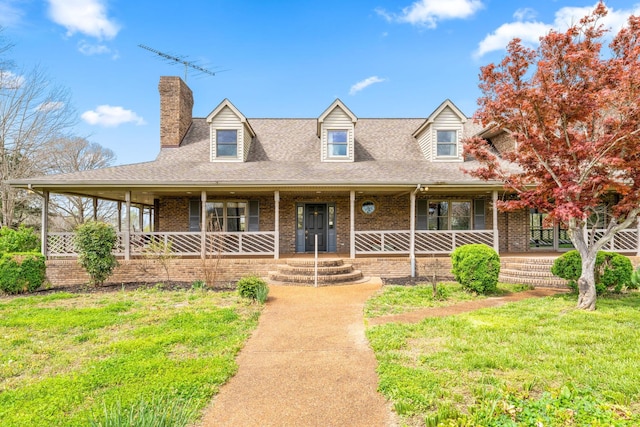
left=593, top=229, right=639, bottom=252
left=47, top=231, right=276, bottom=258
left=354, top=230, right=495, bottom=254
left=46, top=228, right=640, bottom=258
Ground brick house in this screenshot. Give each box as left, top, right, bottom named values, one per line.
left=10, top=76, right=639, bottom=285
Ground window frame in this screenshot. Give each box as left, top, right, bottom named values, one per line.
left=215, top=129, right=238, bottom=158
left=426, top=199, right=472, bottom=231
left=205, top=200, right=247, bottom=232
left=435, top=129, right=458, bottom=158
left=327, top=129, right=349, bottom=158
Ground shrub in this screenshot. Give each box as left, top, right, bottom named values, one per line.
left=0, top=225, right=40, bottom=253
left=450, top=244, right=500, bottom=294
left=597, top=252, right=632, bottom=293
left=0, top=252, right=46, bottom=294
left=75, top=221, right=118, bottom=286
left=551, top=250, right=632, bottom=294
left=237, top=275, right=269, bottom=303
left=629, top=266, right=640, bottom=290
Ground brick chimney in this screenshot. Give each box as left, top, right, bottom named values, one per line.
left=158, top=76, right=193, bottom=148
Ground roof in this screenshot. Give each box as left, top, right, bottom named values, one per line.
left=11, top=115, right=512, bottom=208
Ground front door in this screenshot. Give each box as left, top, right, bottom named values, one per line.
left=305, top=204, right=327, bottom=252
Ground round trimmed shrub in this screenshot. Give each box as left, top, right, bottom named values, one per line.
left=551, top=250, right=632, bottom=294
left=75, top=221, right=118, bottom=286
left=597, top=252, right=632, bottom=293
left=450, top=244, right=500, bottom=294
left=237, top=275, right=269, bottom=303
left=0, top=252, right=46, bottom=294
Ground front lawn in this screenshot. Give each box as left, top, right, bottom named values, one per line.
left=367, top=292, right=640, bottom=426
left=0, top=288, right=261, bottom=426
left=365, top=282, right=532, bottom=318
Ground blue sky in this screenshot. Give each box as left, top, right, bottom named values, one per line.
left=1, top=0, right=639, bottom=165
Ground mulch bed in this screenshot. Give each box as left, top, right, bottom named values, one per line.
left=2, top=281, right=236, bottom=298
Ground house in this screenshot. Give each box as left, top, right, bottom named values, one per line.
left=10, top=77, right=639, bottom=285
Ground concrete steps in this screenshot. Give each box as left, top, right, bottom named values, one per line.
left=269, top=258, right=364, bottom=286
left=499, top=256, right=568, bottom=288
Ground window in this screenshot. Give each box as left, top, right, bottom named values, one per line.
left=327, top=130, right=348, bottom=157
left=436, top=130, right=457, bottom=157
left=426, top=200, right=471, bottom=230
left=216, top=129, right=238, bottom=157
left=205, top=201, right=246, bottom=231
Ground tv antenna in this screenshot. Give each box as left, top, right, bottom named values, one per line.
left=138, top=44, right=224, bottom=82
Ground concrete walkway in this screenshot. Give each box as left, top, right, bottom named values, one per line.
left=198, top=279, right=397, bottom=427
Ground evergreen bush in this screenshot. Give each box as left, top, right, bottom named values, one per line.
left=0, top=252, right=46, bottom=294
left=75, top=221, right=118, bottom=286
left=0, top=225, right=40, bottom=253
left=450, top=244, right=500, bottom=294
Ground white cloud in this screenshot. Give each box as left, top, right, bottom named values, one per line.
left=513, top=8, right=537, bottom=22
left=349, top=76, right=386, bottom=95
left=0, top=1, right=24, bottom=27
left=47, top=0, right=120, bottom=40
left=0, top=70, right=25, bottom=89
left=475, top=3, right=640, bottom=58
left=78, top=40, right=110, bottom=55
left=81, top=105, right=145, bottom=127
left=377, top=0, right=484, bottom=28
left=475, top=21, right=552, bottom=58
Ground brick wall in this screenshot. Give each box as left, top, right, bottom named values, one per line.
left=498, top=209, right=530, bottom=252
left=158, top=197, right=191, bottom=231
left=45, top=255, right=453, bottom=287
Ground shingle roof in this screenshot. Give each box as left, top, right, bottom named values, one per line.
left=12, top=116, right=499, bottom=188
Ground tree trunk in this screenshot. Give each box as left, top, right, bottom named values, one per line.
left=576, top=252, right=597, bottom=310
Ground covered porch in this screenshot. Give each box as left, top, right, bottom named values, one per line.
left=38, top=184, right=504, bottom=262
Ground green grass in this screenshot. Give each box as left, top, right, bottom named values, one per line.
left=367, top=292, right=640, bottom=426
left=365, top=282, right=533, bottom=318
left=0, top=288, right=262, bottom=427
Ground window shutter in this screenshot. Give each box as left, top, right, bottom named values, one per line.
left=474, top=199, right=486, bottom=230
left=189, top=199, right=201, bottom=232
left=416, top=199, right=428, bottom=230
left=248, top=200, right=260, bottom=231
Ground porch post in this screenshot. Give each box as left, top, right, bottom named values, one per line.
left=117, top=201, right=122, bottom=232
left=201, top=191, right=207, bottom=259
left=41, top=191, right=49, bottom=257
left=124, top=191, right=131, bottom=260
left=274, top=191, right=280, bottom=259
left=350, top=190, right=355, bottom=258
left=410, top=190, right=416, bottom=277
left=148, top=207, right=153, bottom=232
left=92, top=197, right=98, bottom=221
left=492, top=190, right=499, bottom=253
left=138, top=206, right=144, bottom=231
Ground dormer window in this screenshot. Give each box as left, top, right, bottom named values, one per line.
left=328, top=130, right=348, bottom=157
left=216, top=129, right=238, bottom=157
left=436, top=130, right=457, bottom=157
left=206, top=99, right=255, bottom=162
left=318, top=99, right=357, bottom=162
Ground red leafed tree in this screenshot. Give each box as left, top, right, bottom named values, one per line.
left=464, top=3, right=640, bottom=310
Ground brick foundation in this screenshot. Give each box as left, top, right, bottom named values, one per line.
left=45, top=256, right=454, bottom=287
